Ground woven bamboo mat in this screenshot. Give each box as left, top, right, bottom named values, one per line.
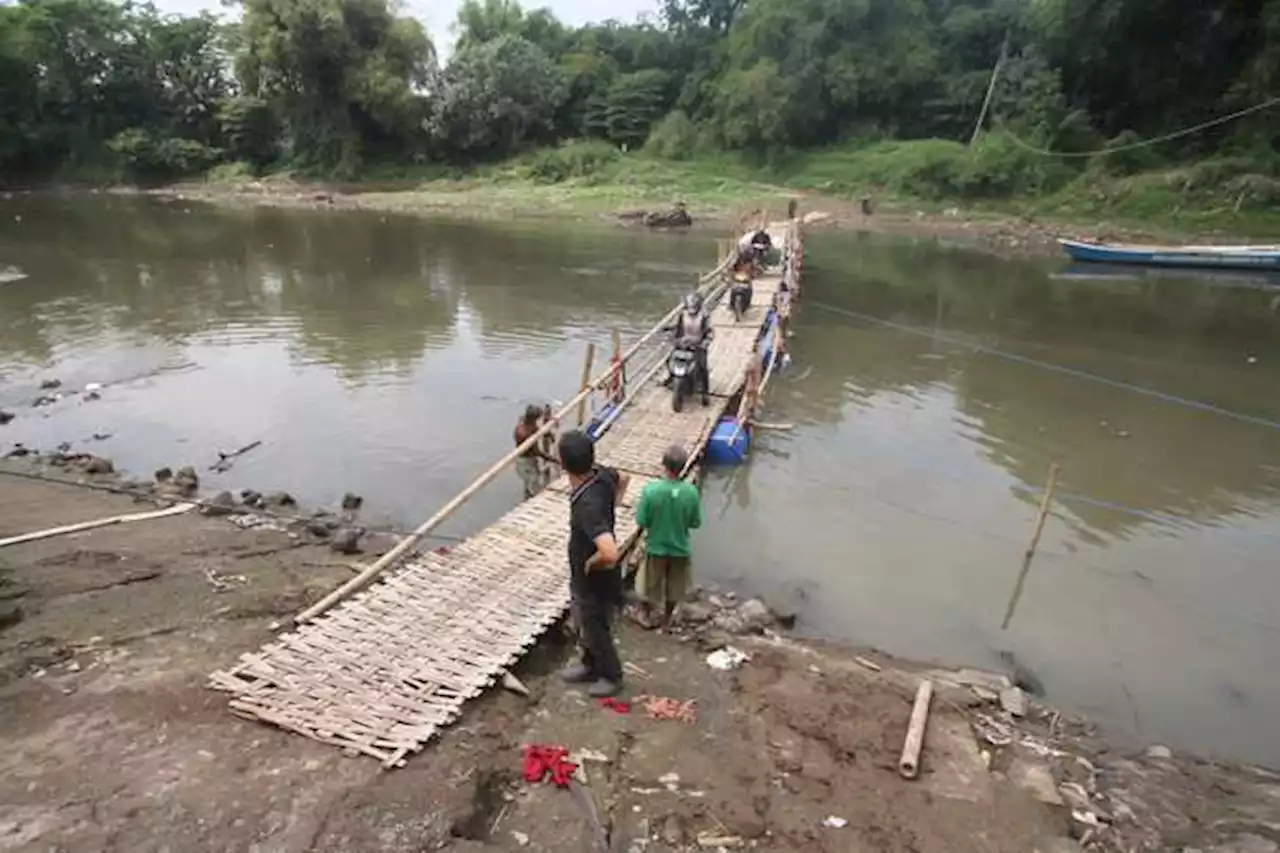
left=586, top=383, right=721, bottom=478
left=209, top=487, right=638, bottom=767
left=705, top=324, right=766, bottom=396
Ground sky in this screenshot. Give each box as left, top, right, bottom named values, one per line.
left=154, top=0, right=662, bottom=56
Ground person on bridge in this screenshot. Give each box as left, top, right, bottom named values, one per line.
left=668, top=291, right=713, bottom=407
left=634, top=445, right=702, bottom=633
left=514, top=405, right=556, bottom=499
left=558, top=429, right=630, bottom=697
left=736, top=228, right=772, bottom=271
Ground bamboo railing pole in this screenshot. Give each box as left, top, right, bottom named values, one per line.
left=576, top=342, right=596, bottom=427
left=295, top=244, right=742, bottom=625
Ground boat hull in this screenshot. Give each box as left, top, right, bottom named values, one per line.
left=1059, top=239, right=1280, bottom=270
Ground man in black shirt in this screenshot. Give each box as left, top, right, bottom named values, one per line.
left=557, top=430, right=630, bottom=697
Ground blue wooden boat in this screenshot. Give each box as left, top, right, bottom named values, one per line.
left=1059, top=238, right=1280, bottom=270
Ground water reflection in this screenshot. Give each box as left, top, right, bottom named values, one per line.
left=0, top=196, right=711, bottom=540
left=698, top=232, right=1280, bottom=764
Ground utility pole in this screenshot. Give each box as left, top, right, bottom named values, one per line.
left=970, top=30, right=1010, bottom=147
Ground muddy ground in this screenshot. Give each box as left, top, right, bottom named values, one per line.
left=2, top=465, right=1279, bottom=853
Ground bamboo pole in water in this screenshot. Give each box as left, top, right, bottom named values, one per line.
left=576, top=342, right=596, bottom=427
left=294, top=236, right=747, bottom=625
left=1001, top=462, right=1061, bottom=630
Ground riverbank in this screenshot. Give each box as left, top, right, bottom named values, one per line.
left=125, top=144, right=1280, bottom=259
left=2, top=461, right=1278, bottom=852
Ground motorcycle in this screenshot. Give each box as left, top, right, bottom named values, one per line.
left=730, top=272, right=753, bottom=322
left=668, top=342, right=700, bottom=412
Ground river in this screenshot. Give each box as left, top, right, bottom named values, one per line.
left=2, top=195, right=1279, bottom=766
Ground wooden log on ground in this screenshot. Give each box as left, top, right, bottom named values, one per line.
left=899, top=678, right=934, bottom=779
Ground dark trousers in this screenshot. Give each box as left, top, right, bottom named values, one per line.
left=571, top=571, right=623, bottom=683
left=694, top=348, right=709, bottom=397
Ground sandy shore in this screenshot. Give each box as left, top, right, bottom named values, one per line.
left=2, top=456, right=1278, bottom=853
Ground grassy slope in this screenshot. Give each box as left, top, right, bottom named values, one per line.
left=202, top=139, right=1280, bottom=238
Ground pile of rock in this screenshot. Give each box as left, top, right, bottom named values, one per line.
left=671, top=586, right=796, bottom=643
left=44, top=450, right=114, bottom=475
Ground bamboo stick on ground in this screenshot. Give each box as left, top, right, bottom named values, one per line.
left=898, top=678, right=934, bottom=779
left=0, top=502, right=195, bottom=549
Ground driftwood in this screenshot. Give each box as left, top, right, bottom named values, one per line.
left=210, top=440, right=263, bottom=473
left=899, top=679, right=934, bottom=779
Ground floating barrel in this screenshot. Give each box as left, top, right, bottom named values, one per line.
left=704, top=416, right=750, bottom=466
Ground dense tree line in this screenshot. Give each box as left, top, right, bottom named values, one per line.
left=0, top=0, right=1277, bottom=184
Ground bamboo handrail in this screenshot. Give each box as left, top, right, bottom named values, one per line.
left=294, top=237, right=744, bottom=624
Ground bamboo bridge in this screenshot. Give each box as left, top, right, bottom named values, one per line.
left=209, top=214, right=804, bottom=767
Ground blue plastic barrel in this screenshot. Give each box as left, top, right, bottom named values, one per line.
left=704, top=416, right=750, bottom=465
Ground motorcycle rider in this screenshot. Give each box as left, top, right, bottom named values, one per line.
left=668, top=291, right=713, bottom=406
left=736, top=228, right=772, bottom=271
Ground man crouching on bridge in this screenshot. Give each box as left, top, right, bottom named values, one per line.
left=558, top=430, right=630, bottom=698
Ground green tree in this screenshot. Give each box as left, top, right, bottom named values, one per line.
left=453, top=0, right=566, bottom=56
left=218, top=96, right=282, bottom=170
left=236, top=0, right=435, bottom=175
left=602, top=69, right=670, bottom=148
left=426, top=35, right=567, bottom=160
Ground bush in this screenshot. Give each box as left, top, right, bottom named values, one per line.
left=644, top=110, right=700, bottom=160
left=1086, top=130, right=1163, bottom=176
left=522, top=140, right=620, bottom=183
left=108, top=129, right=221, bottom=182
left=206, top=161, right=256, bottom=182
left=784, top=135, right=1074, bottom=201
left=956, top=132, right=1073, bottom=197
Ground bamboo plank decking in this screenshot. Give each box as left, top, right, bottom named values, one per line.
left=209, top=223, right=796, bottom=767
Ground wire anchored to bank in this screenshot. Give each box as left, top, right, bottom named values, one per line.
left=809, top=301, right=1280, bottom=433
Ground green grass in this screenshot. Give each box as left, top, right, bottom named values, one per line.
left=192, top=138, right=1280, bottom=237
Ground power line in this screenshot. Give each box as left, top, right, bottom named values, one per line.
left=994, top=97, right=1280, bottom=159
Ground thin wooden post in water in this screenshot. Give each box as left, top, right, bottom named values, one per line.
left=1001, top=462, right=1061, bottom=630
left=576, top=342, right=596, bottom=427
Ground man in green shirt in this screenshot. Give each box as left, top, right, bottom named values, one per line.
left=634, top=444, right=703, bottom=632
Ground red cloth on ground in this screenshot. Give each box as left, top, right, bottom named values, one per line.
left=522, top=744, right=578, bottom=788
left=598, top=697, right=631, bottom=714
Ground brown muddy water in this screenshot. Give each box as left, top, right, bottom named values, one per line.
left=3, top=196, right=1280, bottom=767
